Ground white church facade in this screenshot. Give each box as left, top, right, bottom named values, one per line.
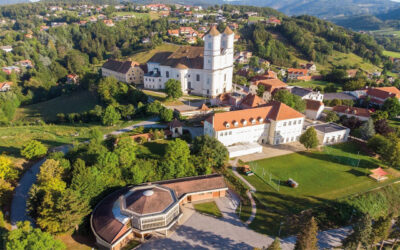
left=144, top=26, right=234, bottom=97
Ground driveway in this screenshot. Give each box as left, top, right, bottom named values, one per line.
left=139, top=196, right=352, bottom=250
left=237, top=142, right=305, bottom=162
left=108, top=117, right=166, bottom=136
left=10, top=145, right=70, bottom=229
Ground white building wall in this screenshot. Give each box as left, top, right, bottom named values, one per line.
left=214, top=123, right=270, bottom=146
left=306, top=105, right=324, bottom=120
left=318, top=129, right=350, bottom=145
left=271, top=118, right=304, bottom=145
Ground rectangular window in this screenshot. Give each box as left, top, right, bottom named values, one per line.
left=283, top=122, right=287, bottom=126
left=166, top=71, right=169, bottom=78
left=224, top=74, right=227, bottom=81
left=288, top=121, right=292, bottom=126
left=196, top=74, right=200, bottom=81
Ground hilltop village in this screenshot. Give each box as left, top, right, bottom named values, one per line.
left=1, top=2, right=400, bottom=250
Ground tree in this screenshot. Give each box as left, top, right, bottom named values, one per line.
left=249, top=56, right=260, bottom=68
left=299, top=127, right=319, bottom=150
left=165, top=79, right=182, bottom=99
left=102, top=105, right=121, bottom=126
left=191, top=135, right=228, bottom=171
left=374, top=119, right=394, bottom=135
left=160, top=108, right=173, bottom=122
left=371, top=111, right=388, bottom=122
left=383, top=97, right=400, bottom=119
left=360, top=119, right=375, bottom=140
left=266, top=237, right=281, bottom=250
left=273, top=89, right=306, bottom=112
left=0, top=155, right=18, bottom=181
left=36, top=189, right=90, bottom=234
left=88, top=128, right=103, bottom=144
left=162, top=139, right=194, bottom=179
left=367, top=134, right=389, bottom=154
left=294, top=216, right=318, bottom=250
left=325, top=111, right=339, bottom=122
left=114, top=137, right=136, bottom=168
left=324, top=83, right=338, bottom=93
left=371, top=215, right=392, bottom=250
left=257, top=84, right=265, bottom=97
left=6, top=221, right=65, bottom=250
left=344, top=79, right=366, bottom=91
left=343, top=213, right=372, bottom=250
left=380, top=134, right=400, bottom=169
left=21, top=140, right=47, bottom=160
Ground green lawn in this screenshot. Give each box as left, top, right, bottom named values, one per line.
left=288, top=80, right=341, bottom=90
left=383, top=50, right=400, bottom=58
left=136, top=140, right=169, bottom=158
left=193, top=201, right=223, bottom=218
left=0, top=120, right=143, bottom=158
left=130, top=43, right=180, bottom=64
left=241, top=142, right=400, bottom=236
left=14, top=91, right=100, bottom=122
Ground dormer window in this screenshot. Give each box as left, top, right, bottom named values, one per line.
left=233, top=121, right=238, bottom=127
left=224, top=122, right=230, bottom=128
left=251, top=118, right=256, bottom=124
left=258, top=117, right=263, bottom=123
left=242, top=119, right=247, bottom=126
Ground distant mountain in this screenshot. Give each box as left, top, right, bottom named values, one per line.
left=158, top=0, right=400, bottom=19
left=330, top=6, right=400, bottom=31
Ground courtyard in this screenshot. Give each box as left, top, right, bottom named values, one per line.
left=240, top=142, right=400, bottom=236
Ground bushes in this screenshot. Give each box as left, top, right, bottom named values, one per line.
left=20, top=140, right=47, bottom=160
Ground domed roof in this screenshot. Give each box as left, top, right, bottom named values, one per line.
left=175, top=63, right=189, bottom=70
left=205, top=25, right=220, bottom=37
left=124, top=186, right=175, bottom=215
left=223, top=26, right=234, bottom=35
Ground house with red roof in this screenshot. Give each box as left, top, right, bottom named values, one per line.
left=366, top=87, right=400, bottom=106
left=249, top=78, right=288, bottom=102
left=305, top=100, right=324, bottom=120
left=239, top=93, right=266, bottom=109
left=332, top=105, right=371, bottom=121
left=287, top=68, right=309, bottom=81
left=0, top=82, right=12, bottom=92
left=204, top=101, right=304, bottom=149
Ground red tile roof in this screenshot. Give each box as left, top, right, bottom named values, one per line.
left=240, top=93, right=266, bottom=108
left=332, top=105, right=371, bottom=118
left=208, top=101, right=304, bottom=131
left=367, top=87, right=400, bottom=100
left=288, top=68, right=308, bottom=75
left=253, top=78, right=287, bottom=93
left=306, top=99, right=323, bottom=111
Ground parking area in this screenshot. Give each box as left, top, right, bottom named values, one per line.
left=138, top=194, right=292, bottom=250
left=237, top=141, right=305, bottom=162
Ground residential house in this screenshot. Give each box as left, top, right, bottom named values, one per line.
left=211, top=93, right=242, bottom=107
left=290, top=86, right=324, bottom=101
left=302, top=62, right=316, bottom=72
left=66, top=74, right=79, bottom=84
left=102, top=60, right=144, bottom=84
left=103, top=19, right=114, bottom=27
left=249, top=78, right=288, bottom=102
left=2, top=66, right=20, bottom=75
left=40, top=25, right=50, bottom=31
left=332, top=105, right=371, bottom=121
left=239, top=93, right=266, bottom=109
left=168, top=119, right=184, bottom=138
left=305, top=99, right=324, bottom=120
left=266, top=17, right=281, bottom=26
left=144, top=26, right=234, bottom=97
left=234, top=51, right=252, bottom=64
left=346, top=69, right=358, bottom=78
left=0, top=46, right=12, bottom=53
left=168, top=29, right=179, bottom=37
left=0, top=82, right=12, bottom=92
left=366, top=87, right=400, bottom=106
left=15, top=60, right=33, bottom=69
left=204, top=101, right=305, bottom=148
left=311, top=123, right=350, bottom=145
left=287, top=68, right=309, bottom=81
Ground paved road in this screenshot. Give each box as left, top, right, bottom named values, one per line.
left=10, top=145, right=70, bottom=229
left=139, top=198, right=352, bottom=250
left=108, top=117, right=166, bottom=136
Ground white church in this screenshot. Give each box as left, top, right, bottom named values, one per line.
left=144, top=26, right=234, bottom=97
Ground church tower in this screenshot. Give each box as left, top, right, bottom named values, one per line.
left=203, top=26, right=221, bottom=70
left=221, top=26, right=234, bottom=67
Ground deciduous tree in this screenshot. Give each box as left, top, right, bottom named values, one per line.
left=21, top=140, right=47, bottom=160
left=300, top=127, right=319, bottom=150
left=102, top=105, right=121, bottom=126
left=165, top=79, right=183, bottom=99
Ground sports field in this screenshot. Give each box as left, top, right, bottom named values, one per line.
left=241, top=142, right=400, bottom=235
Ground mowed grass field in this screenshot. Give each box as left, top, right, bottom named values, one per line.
left=14, top=91, right=100, bottom=122
left=130, top=43, right=180, bottom=64
left=113, top=11, right=161, bottom=20
left=288, top=80, right=342, bottom=90
left=241, top=142, right=400, bottom=235
left=383, top=50, right=400, bottom=58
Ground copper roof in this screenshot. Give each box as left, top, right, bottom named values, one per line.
left=205, top=25, right=220, bottom=36
left=125, top=187, right=174, bottom=215
left=306, top=99, right=323, bottom=111
left=148, top=46, right=204, bottom=69
left=223, top=26, right=234, bottom=35
left=208, top=101, right=304, bottom=131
